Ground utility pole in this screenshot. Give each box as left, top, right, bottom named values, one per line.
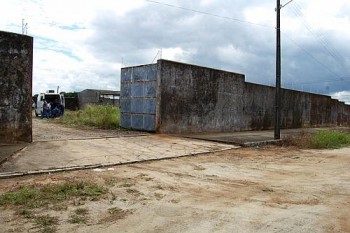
left=274, top=0, right=294, bottom=140
left=275, top=0, right=281, bottom=139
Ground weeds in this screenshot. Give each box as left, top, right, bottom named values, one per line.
left=108, top=207, right=122, bottom=214
left=0, top=187, right=39, bottom=206
left=283, top=130, right=350, bottom=149
left=154, top=192, right=165, bottom=200
left=153, top=185, right=164, bottom=190
left=119, top=182, right=134, bottom=188
left=98, top=207, right=133, bottom=224
left=61, top=104, right=120, bottom=129
left=68, top=214, right=88, bottom=224
left=74, top=207, right=89, bottom=215
left=0, top=180, right=108, bottom=208
left=312, top=130, right=350, bottom=149
left=68, top=208, right=90, bottom=224
left=282, top=131, right=313, bottom=148
left=15, top=209, right=33, bottom=219
left=104, top=178, right=118, bottom=187
left=170, top=199, right=180, bottom=204
left=34, top=215, right=59, bottom=233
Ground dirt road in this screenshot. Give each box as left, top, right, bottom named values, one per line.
left=1, top=145, right=349, bottom=232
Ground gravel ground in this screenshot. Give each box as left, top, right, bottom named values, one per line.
left=0, top=117, right=349, bottom=232
left=1, top=146, right=349, bottom=233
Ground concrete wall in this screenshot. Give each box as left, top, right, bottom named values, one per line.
left=158, top=60, right=246, bottom=133
left=78, top=89, right=120, bottom=109
left=0, top=31, right=33, bottom=143
left=120, top=64, right=157, bottom=131
left=78, top=89, right=99, bottom=109
left=120, top=60, right=350, bottom=133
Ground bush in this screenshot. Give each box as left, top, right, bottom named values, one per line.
left=283, top=130, right=350, bottom=149
left=282, top=131, right=313, bottom=148
left=61, top=104, right=120, bottom=129
left=311, top=130, right=350, bottom=149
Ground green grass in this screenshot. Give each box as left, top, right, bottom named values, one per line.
left=311, top=130, right=350, bottom=149
left=61, top=104, right=120, bottom=129
left=74, top=207, right=89, bottom=216
left=34, top=214, right=59, bottom=233
left=15, top=209, right=34, bottom=218
left=108, top=207, right=123, bottom=214
left=68, top=214, right=88, bottom=224
left=283, top=130, right=350, bottom=149
left=0, top=180, right=108, bottom=208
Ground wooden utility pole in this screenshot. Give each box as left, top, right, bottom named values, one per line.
left=275, top=0, right=281, bottom=140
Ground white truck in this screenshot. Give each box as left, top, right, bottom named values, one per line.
left=35, top=90, right=65, bottom=117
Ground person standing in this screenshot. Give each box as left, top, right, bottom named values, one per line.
left=42, top=100, right=49, bottom=119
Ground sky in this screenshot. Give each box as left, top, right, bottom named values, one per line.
left=0, top=0, right=349, bottom=103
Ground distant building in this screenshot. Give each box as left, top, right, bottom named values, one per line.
left=78, top=89, right=120, bottom=109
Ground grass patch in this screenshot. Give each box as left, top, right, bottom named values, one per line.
left=16, top=209, right=34, bottom=219
left=153, top=185, right=164, bottom=190
left=61, top=104, right=120, bottom=129
left=104, top=178, right=118, bottom=187
left=0, top=187, right=40, bottom=207
left=108, top=207, right=123, bottom=214
left=312, top=130, right=350, bottom=149
left=68, top=214, right=88, bottom=224
left=119, top=182, right=134, bottom=188
left=74, top=207, right=89, bottom=215
left=154, top=192, right=165, bottom=200
left=0, top=180, right=108, bottom=208
left=283, top=130, right=350, bottom=149
left=98, top=207, right=133, bottom=224
left=34, top=214, right=59, bottom=233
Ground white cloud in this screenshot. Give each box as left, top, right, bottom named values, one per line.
left=331, top=91, right=350, bottom=104
left=0, top=0, right=349, bottom=99
left=243, top=4, right=274, bottom=27
left=0, top=0, right=145, bottom=93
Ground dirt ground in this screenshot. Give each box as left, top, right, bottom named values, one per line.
left=0, top=119, right=349, bottom=233
left=32, top=117, right=143, bottom=142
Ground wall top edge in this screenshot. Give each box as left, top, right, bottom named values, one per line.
left=0, top=30, right=33, bottom=39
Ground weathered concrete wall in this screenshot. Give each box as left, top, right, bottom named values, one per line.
left=120, top=64, right=157, bottom=131
left=242, top=83, right=275, bottom=130
left=120, top=60, right=350, bottom=133
left=78, top=89, right=120, bottom=109
left=0, top=31, right=33, bottom=143
left=158, top=60, right=245, bottom=133
left=78, top=89, right=99, bottom=109
left=243, top=84, right=313, bottom=130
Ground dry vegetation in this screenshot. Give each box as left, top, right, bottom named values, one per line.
left=282, top=129, right=350, bottom=149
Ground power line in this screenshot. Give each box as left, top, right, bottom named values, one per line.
left=287, top=2, right=346, bottom=66
left=144, top=0, right=273, bottom=29
left=282, top=32, right=345, bottom=79
left=144, top=0, right=348, bottom=88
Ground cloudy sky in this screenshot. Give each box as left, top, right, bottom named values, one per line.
left=0, top=0, right=349, bottom=103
